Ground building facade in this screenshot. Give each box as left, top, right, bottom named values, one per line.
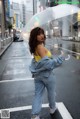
left=0, top=0, right=13, bottom=54
left=26, top=0, right=33, bottom=24
left=11, top=2, right=20, bottom=30
left=39, top=0, right=80, bottom=39
left=22, top=4, right=26, bottom=27
left=0, top=0, right=6, bottom=38
left=0, top=0, right=12, bottom=38
left=19, top=3, right=26, bottom=28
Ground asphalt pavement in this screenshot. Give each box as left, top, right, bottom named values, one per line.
left=0, top=39, right=80, bottom=119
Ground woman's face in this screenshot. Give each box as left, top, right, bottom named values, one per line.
left=37, top=32, right=45, bottom=42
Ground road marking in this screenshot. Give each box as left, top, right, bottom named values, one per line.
left=0, top=102, right=73, bottom=119
left=0, top=78, right=34, bottom=83
left=57, top=102, right=73, bottom=119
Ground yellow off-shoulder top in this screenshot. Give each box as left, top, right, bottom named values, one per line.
left=34, top=49, right=52, bottom=62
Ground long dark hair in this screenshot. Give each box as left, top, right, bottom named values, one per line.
left=29, top=27, right=46, bottom=54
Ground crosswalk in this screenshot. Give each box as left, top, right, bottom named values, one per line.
left=0, top=77, right=73, bottom=119
left=0, top=102, right=73, bottom=119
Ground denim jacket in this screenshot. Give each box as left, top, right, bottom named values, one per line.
left=29, top=56, right=64, bottom=78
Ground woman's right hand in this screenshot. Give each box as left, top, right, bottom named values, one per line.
left=60, top=50, right=70, bottom=61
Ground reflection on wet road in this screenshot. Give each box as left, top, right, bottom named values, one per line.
left=46, top=38, right=80, bottom=60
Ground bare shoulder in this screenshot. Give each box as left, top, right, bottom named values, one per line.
left=36, top=44, right=46, bottom=58
left=37, top=44, right=45, bottom=50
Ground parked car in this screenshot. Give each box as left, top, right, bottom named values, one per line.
left=13, top=29, right=23, bottom=42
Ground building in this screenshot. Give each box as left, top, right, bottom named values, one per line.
left=4, top=0, right=10, bottom=29
left=39, top=0, right=80, bottom=39
left=0, top=0, right=5, bottom=38
left=33, top=0, right=37, bottom=14
left=22, top=3, right=26, bottom=27
left=0, top=0, right=13, bottom=55
left=19, top=2, right=26, bottom=28
left=0, top=0, right=13, bottom=38
left=11, top=2, right=21, bottom=30
left=26, top=0, right=33, bottom=24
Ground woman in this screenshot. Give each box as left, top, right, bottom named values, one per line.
left=29, top=27, right=65, bottom=119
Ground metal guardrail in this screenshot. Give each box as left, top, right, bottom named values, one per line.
left=0, top=37, right=13, bottom=55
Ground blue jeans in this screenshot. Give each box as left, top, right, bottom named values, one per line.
left=32, top=72, right=56, bottom=115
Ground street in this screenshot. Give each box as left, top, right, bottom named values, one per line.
left=0, top=39, right=80, bottom=119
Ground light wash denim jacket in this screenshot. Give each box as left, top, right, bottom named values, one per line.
left=29, top=56, right=64, bottom=78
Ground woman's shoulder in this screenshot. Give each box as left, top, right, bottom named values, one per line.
left=37, top=44, right=45, bottom=50
left=36, top=44, right=47, bottom=58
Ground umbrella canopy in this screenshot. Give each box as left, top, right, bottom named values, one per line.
left=21, top=4, right=80, bottom=40
left=52, top=4, right=80, bottom=19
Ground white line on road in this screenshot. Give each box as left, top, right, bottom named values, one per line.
left=0, top=102, right=73, bottom=119
left=57, top=102, right=73, bottom=119
left=0, top=78, right=34, bottom=83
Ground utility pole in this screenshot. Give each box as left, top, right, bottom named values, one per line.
left=33, top=0, right=35, bottom=15
left=33, top=0, right=37, bottom=15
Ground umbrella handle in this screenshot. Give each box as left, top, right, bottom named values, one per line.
left=65, top=54, right=70, bottom=61
left=60, top=51, right=70, bottom=61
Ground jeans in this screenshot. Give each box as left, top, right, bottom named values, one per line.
left=32, top=72, right=56, bottom=115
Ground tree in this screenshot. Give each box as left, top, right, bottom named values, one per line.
left=7, top=21, right=13, bottom=35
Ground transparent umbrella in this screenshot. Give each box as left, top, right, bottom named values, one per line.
left=21, top=4, right=80, bottom=40
left=21, top=7, right=53, bottom=40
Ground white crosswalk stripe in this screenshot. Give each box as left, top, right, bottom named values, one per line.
left=0, top=102, right=73, bottom=119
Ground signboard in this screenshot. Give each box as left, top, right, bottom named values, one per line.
left=13, top=14, right=16, bottom=28
left=55, top=0, right=79, bottom=4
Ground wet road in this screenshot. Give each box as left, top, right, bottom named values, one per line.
left=46, top=37, right=80, bottom=60
left=0, top=39, right=80, bottom=119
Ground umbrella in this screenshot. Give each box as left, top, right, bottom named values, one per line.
left=21, top=4, right=80, bottom=40
left=51, top=4, right=80, bottom=19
